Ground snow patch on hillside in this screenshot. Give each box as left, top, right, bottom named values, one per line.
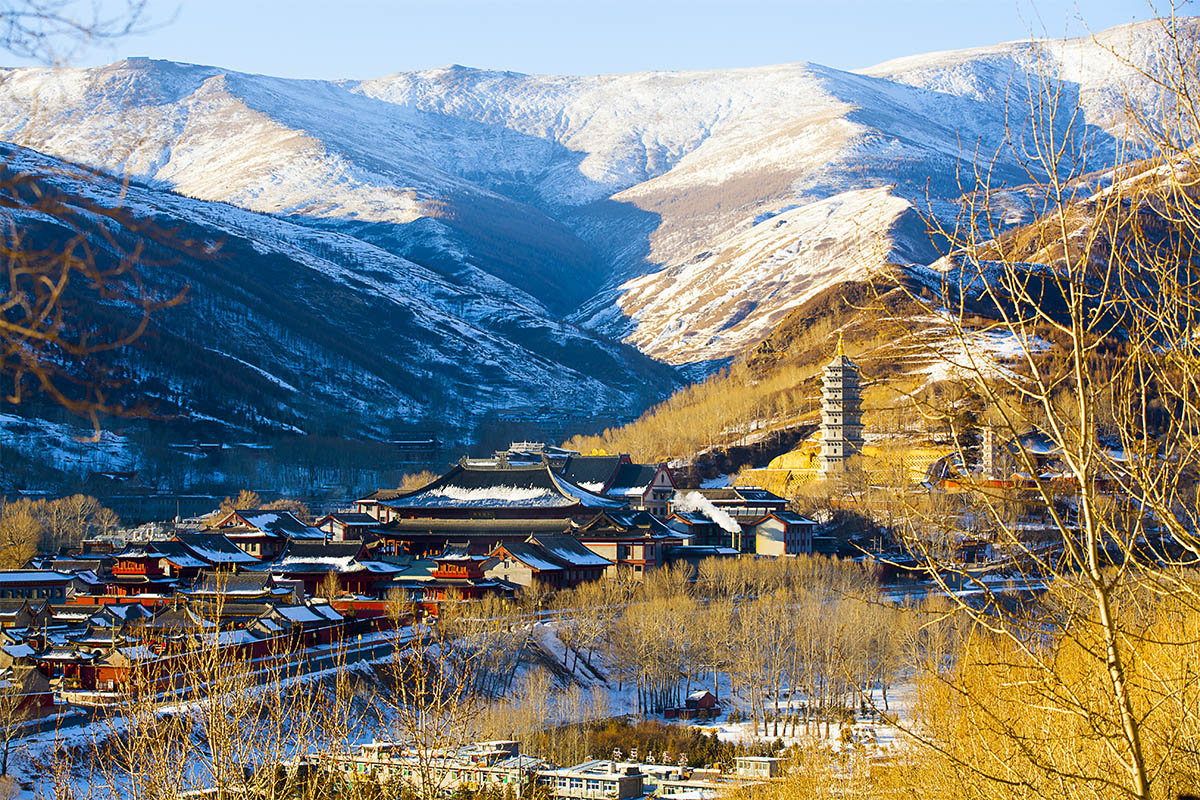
left=584, top=188, right=932, bottom=364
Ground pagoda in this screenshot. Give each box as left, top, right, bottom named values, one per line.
left=819, top=334, right=865, bottom=475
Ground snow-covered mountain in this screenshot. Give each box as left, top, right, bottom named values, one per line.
left=0, top=19, right=1177, bottom=377
left=0, top=142, right=678, bottom=455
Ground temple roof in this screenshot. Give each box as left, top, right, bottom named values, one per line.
left=379, top=463, right=624, bottom=511
left=175, top=532, right=260, bottom=565
left=694, top=486, right=786, bottom=504
left=605, top=464, right=663, bottom=498
left=527, top=535, right=612, bottom=568
left=239, top=510, right=326, bottom=539
left=573, top=510, right=674, bottom=538
left=553, top=454, right=627, bottom=493
left=262, top=541, right=401, bottom=576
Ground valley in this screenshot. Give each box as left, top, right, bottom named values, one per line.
left=0, top=18, right=1184, bottom=499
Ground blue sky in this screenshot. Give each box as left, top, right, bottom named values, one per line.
left=27, top=0, right=1158, bottom=78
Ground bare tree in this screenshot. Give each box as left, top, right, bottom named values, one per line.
left=872, top=10, right=1200, bottom=800
left=0, top=1, right=154, bottom=64
left=376, top=603, right=492, bottom=800
left=0, top=666, right=40, bottom=777
left=0, top=1, right=184, bottom=428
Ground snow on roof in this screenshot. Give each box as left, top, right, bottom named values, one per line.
left=237, top=510, right=326, bottom=539
left=155, top=550, right=209, bottom=569
left=277, top=606, right=320, bottom=624
left=554, top=454, right=623, bottom=488
left=530, top=535, right=612, bottom=568
left=321, top=512, right=377, bottom=524
left=273, top=555, right=359, bottom=573
left=436, top=547, right=490, bottom=562
left=38, top=647, right=95, bottom=662
left=288, top=527, right=328, bottom=540
left=732, top=487, right=785, bottom=502
left=672, top=492, right=741, bottom=534
left=116, top=645, right=157, bottom=662
left=548, top=471, right=626, bottom=508
left=309, top=602, right=343, bottom=621
left=93, top=604, right=151, bottom=622
left=767, top=511, right=816, bottom=525
left=240, top=510, right=288, bottom=528
left=422, top=485, right=560, bottom=506
left=187, top=572, right=272, bottom=595
left=277, top=603, right=342, bottom=624
left=0, top=570, right=75, bottom=585
left=176, top=533, right=259, bottom=565
left=383, top=463, right=625, bottom=510
left=496, top=542, right=564, bottom=572
left=606, top=463, right=657, bottom=493
left=359, top=560, right=404, bottom=574
left=50, top=608, right=91, bottom=621
left=205, top=629, right=262, bottom=647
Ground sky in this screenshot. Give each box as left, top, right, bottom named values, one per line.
left=13, top=0, right=1162, bottom=79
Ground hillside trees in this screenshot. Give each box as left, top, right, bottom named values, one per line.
left=217, top=490, right=261, bottom=514
left=0, top=2, right=184, bottom=429
left=0, top=494, right=118, bottom=565
left=878, top=10, right=1200, bottom=800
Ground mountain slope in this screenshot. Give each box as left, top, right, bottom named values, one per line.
left=0, top=19, right=1182, bottom=371
left=0, top=143, right=679, bottom=450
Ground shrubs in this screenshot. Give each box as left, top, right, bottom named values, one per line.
left=578, top=718, right=774, bottom=769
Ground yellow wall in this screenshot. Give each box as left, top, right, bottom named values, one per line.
left=741, top=440, right=953, bottom=494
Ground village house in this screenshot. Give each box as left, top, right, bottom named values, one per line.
left=0, top=666, right=54, bottom=717
left=0, top=599, right=50, bottom=630
left=106, top=542, right=205, bottom=597
left=654, top=760, right=779, bottom=797
left=665, top=511, right=729, bottom=549
left=258, top=540, right=401, bottom=597
left=571, top=510, right=684, bottom=579
left=536, top=759, right=646, bottom=800
left=313, top=512, right=379, bottom=542
left=173, top=532, right=261, bottom=568
left=208, top=509, right=326, bottom=560
left=484, top=534, right=612, bottom=590
left=751, top=511, right=817, bottom=556
left=328, top=739, right=548, bottom=797
left=180, top=572, right=295, bottom=605
left=603, top=463, right=676, bottom=517
left=0, top=571, right=83, bottom=602
left=395, top=548, right=517, bottom=604
left=681, top=486, right=790, bottom=523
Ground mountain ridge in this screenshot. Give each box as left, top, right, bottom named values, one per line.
left=0, top=19, right=1186, bottom=492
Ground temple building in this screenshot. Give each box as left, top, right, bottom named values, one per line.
left=357, top=460, right=623, bottom=524
left=819, top=335, right=865, bottom=476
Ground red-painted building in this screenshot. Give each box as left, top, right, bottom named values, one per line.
left=401, top=550, right=516, bottom=603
